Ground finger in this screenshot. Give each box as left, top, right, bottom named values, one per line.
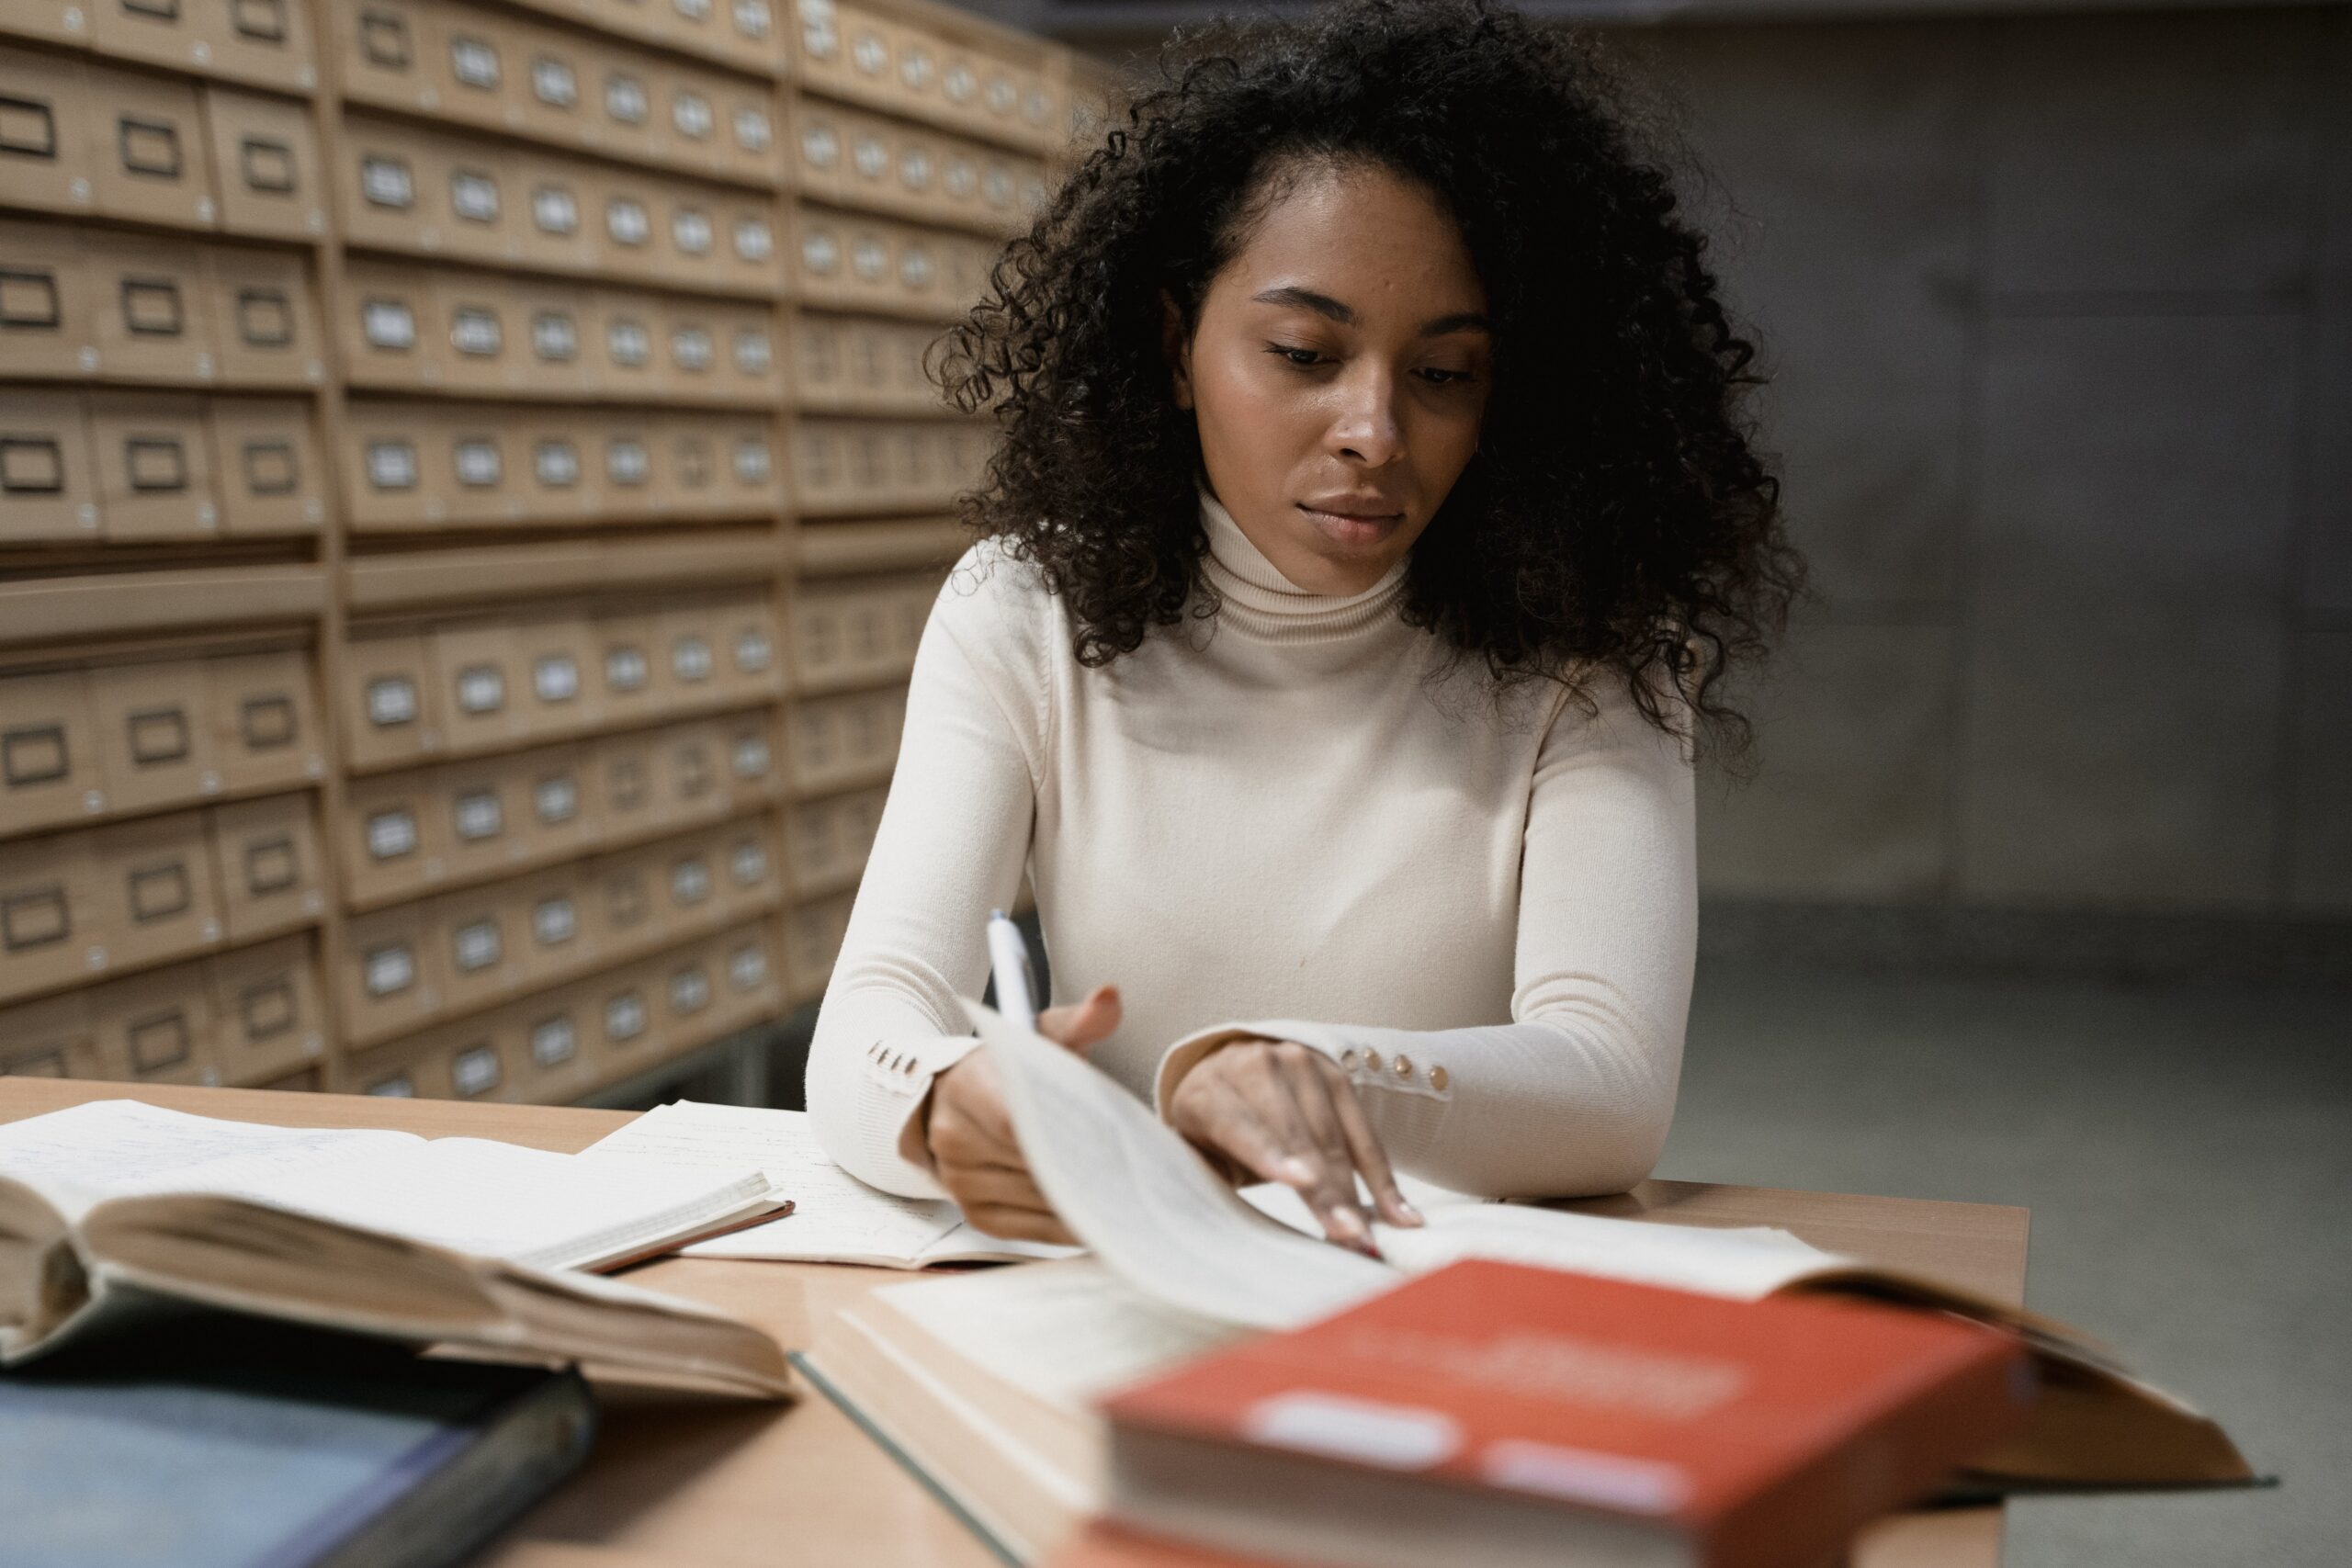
left=963, top=1203, right=1080, bottom=1247
left=1328, top=1066, right=1419, bottom=1227
left=1276, top=1049, right=1377, bottom=1241
left=1214, top=1068, right=1376, bottom=1257
left=1035, top=984, right=1123, bottom=1055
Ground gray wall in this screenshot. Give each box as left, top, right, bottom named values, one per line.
left=1035, top=1, right=2350, bottom=930
left=1613, top=8, right=2349, bottom=922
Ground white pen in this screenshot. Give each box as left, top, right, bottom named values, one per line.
left=986, top=908, right=1039, bottom=1032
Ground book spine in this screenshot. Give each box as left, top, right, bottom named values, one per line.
left=1700, top=1346, right=2033, bottom=1568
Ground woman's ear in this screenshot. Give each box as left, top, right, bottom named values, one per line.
left=1159, top=290, right=1194, bottom=411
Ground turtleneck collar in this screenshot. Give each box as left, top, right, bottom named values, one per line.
left=1197, top=478, right=1411, bottom=640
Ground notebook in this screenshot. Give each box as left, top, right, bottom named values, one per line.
left=582, top=1100, right=1081, bottom=1269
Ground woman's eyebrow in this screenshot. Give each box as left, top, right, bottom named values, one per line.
left=1250, top=286, right=1492, bottom=337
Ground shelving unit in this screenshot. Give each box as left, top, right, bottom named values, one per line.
left=0, top=0, right=1112, bottom=1105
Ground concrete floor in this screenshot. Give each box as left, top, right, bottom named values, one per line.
left=1663, top=958, right=2350, bottom=1567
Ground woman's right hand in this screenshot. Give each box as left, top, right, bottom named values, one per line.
left=922, top=984, right=1123, bottom=1244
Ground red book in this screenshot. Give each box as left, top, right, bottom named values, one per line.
left=1096, top=1260, right=2035, bottom=1568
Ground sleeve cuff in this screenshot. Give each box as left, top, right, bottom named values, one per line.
left=861, top=1032, right=985, bottom=1193
left=1151, top=1018, right=1350, bottom=1120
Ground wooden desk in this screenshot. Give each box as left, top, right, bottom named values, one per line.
left=0, top=1081, right=2028, bottom=1568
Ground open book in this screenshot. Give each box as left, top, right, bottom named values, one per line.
left=582, top=1100, right=1081, bottom=1269
left=0, top=1100, right=794, bottom=1396
left=797, top=1001, right=2257, bottom=1562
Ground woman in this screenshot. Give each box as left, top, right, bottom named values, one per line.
left=806, top=0, right=1799, bottom=1252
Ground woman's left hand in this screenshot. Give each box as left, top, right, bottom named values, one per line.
left=1166, top=1039, right=1423, bottom=1254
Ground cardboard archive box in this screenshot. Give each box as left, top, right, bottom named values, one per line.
left=202, top=85, right=325, bottom=240
left=0, top=670, right=105, bottom=832
left=209, top=792, right=325, bottom=942
left=0, top=390, right=100, bottom=542
left=207, top=396, right=326, bottom=534
left=0, top=219, right=96, bottom=378
left=210, top=931, right=324, bottom=1084
left=89, top=809, right=223, bottom=972
left=86, top=392, right=220, bottom=539
left=206, top=648, right=325, bottom=793
left=86, top=658, right=219, bottom=810
left=85, top=0, right=319, bottom=93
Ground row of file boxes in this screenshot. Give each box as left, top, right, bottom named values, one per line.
left=341, top=261, right=781, bottom=402
left=342, top=712, right=778, bottom=906
left=786, top=681, right=906, bottom=796
left=0, top=795, right=324, bottom=1004
left=339, top=818, right=779, bottom=1044
left=783, top=782, right=883, bottom=899
left=352, top=919, right=779, bottom=1103
left=782, top=887, right=851, bottom=1003
left=343, top=403, right=779, bottom=529
left=3, top=0, right=318, bottom=93
left=0, top=392, right=324, bottom=544
left=339, top=115, right=779, bottom=298
left=794, top=206, right=996, bottom=319
left=510, top=0, right=780, bottom=75
left=343, top=597, right=780, bottom=768
left=0, top=49, right=323, bottom=238
left=792, top=416, right=985, bottom=517
left=795, top=312, right=948, bottom=413
left=794, top=0, right=1067, bottom=156
left=339, top=0, right=778, bottom=186
left=0, top=220, right=322, bottom=385
left=0, top=933, right=323, bottom=1089
left=793, top=571, right=933, bottom=693
left=1, top=647, right=321, bottom=832
left=795, top=96, right=1046, bottom=232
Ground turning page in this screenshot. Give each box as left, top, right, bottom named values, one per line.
left=965, top=999, right=1391, bottom=1329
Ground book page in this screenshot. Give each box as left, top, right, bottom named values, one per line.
left=966, top=999, right=1393, bottom=1330
left=0, top=1100, right=423, bottom=1220
left=880, top=1259, right=1245, bottom=1411
left=1242, top=1182, right=1843, bottom=1299
left=116, top=1135, right=773, bottom=1271
left=916, top=1223, right=1084, bottom=1267
left=581, top=1100, right=970, bottom=1264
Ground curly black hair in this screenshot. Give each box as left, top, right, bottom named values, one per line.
left=931, top=0, right=1802, bottom=758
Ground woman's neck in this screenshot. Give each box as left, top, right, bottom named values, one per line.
left=1196, top=481, right=1412, bottom=642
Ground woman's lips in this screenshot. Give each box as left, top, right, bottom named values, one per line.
left=1298, top=502, right=1404, bottom=547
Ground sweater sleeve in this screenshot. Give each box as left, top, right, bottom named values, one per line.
left=803, top=549, right=1044, bottom=1198
left=1151, top=672, right=1698, bottom=1200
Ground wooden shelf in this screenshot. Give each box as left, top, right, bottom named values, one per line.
left=344, top=533, right=783, bottom=612
left=796, top=516, right=967, bottom=575
left=337, top=238, right=787, bottom=306
left=0, top=567, right=326, bottom=649
left=0, top=779, right=322, bottom=850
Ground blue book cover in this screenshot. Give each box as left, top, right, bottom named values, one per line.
left=0, top=1311, right=595, bottom=1568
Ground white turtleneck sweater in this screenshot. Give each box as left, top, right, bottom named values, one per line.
left=804, top=485, right=1698, bottom=1201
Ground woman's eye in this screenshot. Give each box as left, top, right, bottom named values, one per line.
left=1269, top=344, right=1326, bottom=367
left=1420, top=367, right=1477, bottom=386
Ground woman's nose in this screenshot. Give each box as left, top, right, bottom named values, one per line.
left=1327, top=370, right=1404, bottom=467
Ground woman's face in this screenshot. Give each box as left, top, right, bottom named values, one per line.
left=1170, top=159, right=1494, bottom=595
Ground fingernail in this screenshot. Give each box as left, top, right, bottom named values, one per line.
left=1279, top=1156, right=1317, bottom=1186
left=1396, top=1201, right=1425, bottom=1227
left=1332, top=1208, right=1367, bottom=1241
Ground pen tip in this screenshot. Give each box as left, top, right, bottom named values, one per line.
left=989, top=908, right=1007, bottom=920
